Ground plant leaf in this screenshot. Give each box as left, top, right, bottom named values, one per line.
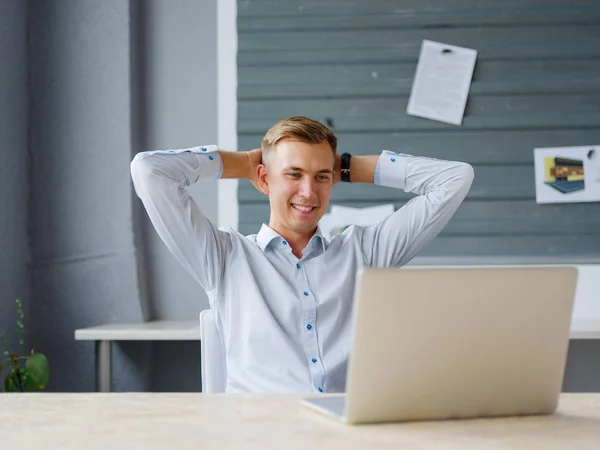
left=4, top=372, right=20, bottom=392
left=26, top=353, right=49, bottom=388
left=20, top=368, right=38, bottom=392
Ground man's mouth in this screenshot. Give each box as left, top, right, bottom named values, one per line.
left=291, top=204, right=316, bottom=213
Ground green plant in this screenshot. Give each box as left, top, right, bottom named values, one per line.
left=0, top=299, right=50, bottom=392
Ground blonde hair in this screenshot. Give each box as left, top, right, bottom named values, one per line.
left=261, top=116, right=337, bottom=164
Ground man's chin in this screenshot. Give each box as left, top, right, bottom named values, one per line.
left=288, top=220, right=320, bottom=234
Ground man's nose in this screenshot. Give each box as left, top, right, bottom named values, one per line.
left=298, top=177, right=317, bottom=199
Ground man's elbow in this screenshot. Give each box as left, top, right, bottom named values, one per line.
left=455, top=163, right=475, bottom=196
left=130, top=152, right=155, bottom=190
left=461, top=163, right=475, bottom=185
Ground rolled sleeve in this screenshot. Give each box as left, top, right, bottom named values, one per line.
left=130, top=144, right=230, bottom=294
left=361, top=150, right=474, bottom=267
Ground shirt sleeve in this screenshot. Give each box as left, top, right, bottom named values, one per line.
left=130, top=145, right=229, bottom=294
left=359, top=150, right=474, bottom=267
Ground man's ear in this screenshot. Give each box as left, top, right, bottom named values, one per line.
left=256, top=164, right=270, bottom=195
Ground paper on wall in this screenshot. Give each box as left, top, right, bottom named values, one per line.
left=319, top=204, right=395, bottom=239
left=534, top=145, right=600, bottom=204
left=407, top=40, right=477, bottom=126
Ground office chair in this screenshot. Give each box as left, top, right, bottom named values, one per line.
left=199, top=309, right=227, bottom=393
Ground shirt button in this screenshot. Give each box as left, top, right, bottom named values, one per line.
left=318, top=387, right=323, bottom=393
left=311, top=358, right=317, bottom=363
left=201, top=147, right=207, bottom=151
left=390, top=158, right=396, bottom=162
left=282, top=240, right=287, bottom=246
left=296, top=263, right=300, bottom=269
left=209, top=155, right=214, bottom=160
left=306, top=324, right=312, bottom=330
left=303, top=291, right=309, bottom=296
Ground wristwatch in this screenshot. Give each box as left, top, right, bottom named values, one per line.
left=341, top=152, right=352, bottom=183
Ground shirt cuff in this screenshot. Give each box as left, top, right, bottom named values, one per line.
left=139, top=144, right=223, bottom=179
left=141, top=144, right=220, bottom=157
left=374, top=150, right=411, bottom=190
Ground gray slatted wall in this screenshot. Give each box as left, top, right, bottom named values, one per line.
left=236, top=0, right=600, bottom=263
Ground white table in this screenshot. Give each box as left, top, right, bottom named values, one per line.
left=570, top=319, right=600, bottom=339
left=74, top=321, right=201, bottom=392
left=75, top=318, right=600, bottom=393
left=3, top=393, right=600, bottom=449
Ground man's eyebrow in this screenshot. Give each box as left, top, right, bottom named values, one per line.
left=284, top=166, right=333, bottom=174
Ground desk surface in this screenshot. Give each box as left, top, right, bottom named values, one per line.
left=2, top=393, right=600, bottom=450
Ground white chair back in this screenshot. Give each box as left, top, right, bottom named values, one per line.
left=199, top=309, right=226, bottom=393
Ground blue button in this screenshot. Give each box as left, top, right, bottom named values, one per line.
left=201, top=147, right=207, bottom=151
left=296, top=263, right=300, bottom=269
left=311, top=358, right=317, bottom=363
left=303, top=291, right=309, bottom=296
left=318, top=387, right=323, bottom=393
left=306, top=324, right=312, bottom=330
left=169, top=150, right=175, bottom=153
left=390, top=158, right=396, bottom=162
left=282, top=240, right=287, bottom=246
left=209, top=155, right=214, bottom=160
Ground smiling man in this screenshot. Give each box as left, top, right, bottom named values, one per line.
left=130, top=116, right=474, bottom=393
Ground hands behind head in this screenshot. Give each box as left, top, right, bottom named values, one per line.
left=246, top=148, right=263, bottom=193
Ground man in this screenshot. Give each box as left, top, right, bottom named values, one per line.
left=130, top=116, right=474, bottom=393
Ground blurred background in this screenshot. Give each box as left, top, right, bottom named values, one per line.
left=1, top=0, right=599, bottom=392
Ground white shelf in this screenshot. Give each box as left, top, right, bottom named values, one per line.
left=74, top=319, right=600, bottom=341
left=570, top=319, right=600, bottom=339
left=74, top=320, right=201, bottom=341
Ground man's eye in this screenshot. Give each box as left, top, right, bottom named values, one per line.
left=288, top=173, right=300, bottom=178
left=317, top=175, right=330, bottom=181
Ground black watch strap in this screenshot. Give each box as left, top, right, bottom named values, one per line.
left=341, top=152, right=352, bottom=182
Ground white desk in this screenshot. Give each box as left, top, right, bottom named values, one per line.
left=3, top=393, right=600, bottom=449
left=570, top=319, right=600, bottom=339
left=75, top=318, right=600, bottom=393
left=74, top=321, right=200, bottom=392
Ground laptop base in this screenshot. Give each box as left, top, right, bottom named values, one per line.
left=300, top=395, right=347, bottom=422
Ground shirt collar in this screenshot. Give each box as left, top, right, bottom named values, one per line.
left=256, top=224, right=327, bottom=254
left=256, top=224, right=282, bottom=251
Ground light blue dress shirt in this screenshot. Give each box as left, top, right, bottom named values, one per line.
left=130, top=145, right=474, bottom=393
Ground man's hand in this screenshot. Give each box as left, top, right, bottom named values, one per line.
left=245, top=148, right=263, bottom=192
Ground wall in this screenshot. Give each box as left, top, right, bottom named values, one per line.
left=28, top=0, right=149, bottom=391
left=138, top=0, right=218, bottom=391
left=235, top=0, right=600, bottom=259
left=0, top=0, right=217, bottom=392
left=217, top=0, right=239, bottom=230
left=0, top=0, right=30, bottom=365
left=223, top=0, right=600, bottom=391
left=2, top=0, right=595, bottom=393
left=138, top=0, right=217, bottom=320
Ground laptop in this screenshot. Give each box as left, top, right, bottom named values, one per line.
left=300, top=266, right=578, bottom=424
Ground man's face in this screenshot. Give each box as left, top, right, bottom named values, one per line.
left=259, top=139, right=335, bottom=235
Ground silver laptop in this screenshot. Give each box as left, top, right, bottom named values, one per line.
left=300, top=266, right=578, bottom=424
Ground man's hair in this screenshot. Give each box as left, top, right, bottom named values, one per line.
left=261, top=116, right=337, bottom=165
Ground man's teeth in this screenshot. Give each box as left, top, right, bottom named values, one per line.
left=293, top=204, right=314, bottom=212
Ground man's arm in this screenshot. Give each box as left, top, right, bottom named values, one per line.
left=341, top=151, right=474, bottom=267
left=130, top=146, right=260, bottom=294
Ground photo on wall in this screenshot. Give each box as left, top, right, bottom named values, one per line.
left=534, top=146, right=600, bottom=204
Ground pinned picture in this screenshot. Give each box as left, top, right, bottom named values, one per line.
left=534, top=146, right=600, bottom=204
